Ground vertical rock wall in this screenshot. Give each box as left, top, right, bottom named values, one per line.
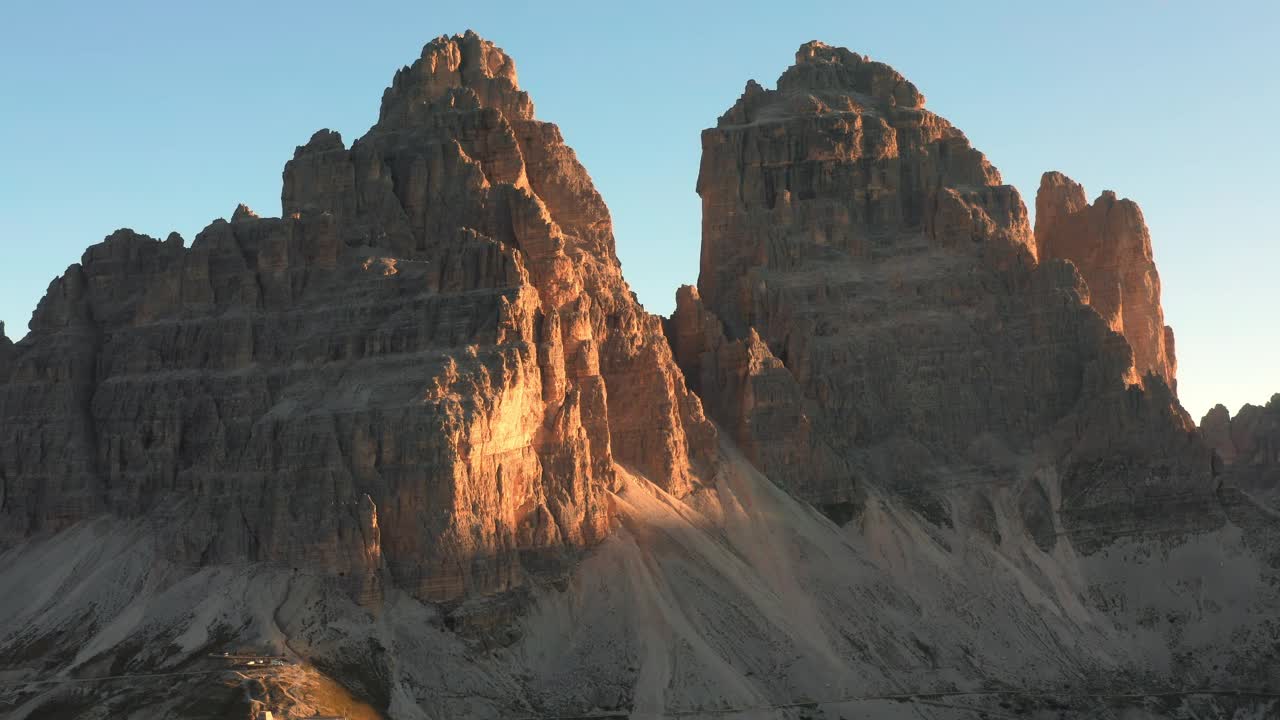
left=670, top=41, right=1211, bottom=539
left=0, top=32, right=717, bottom=603
left=1035, top=171, right=1178, bottom=390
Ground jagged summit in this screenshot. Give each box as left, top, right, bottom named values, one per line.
left=293, top=127, right=345, bottom=157
left=377, top=30, right=533, bottom=130
left=781, top=40, right=924, bottom=106
left=1201, top=403, right=1239, bottom=464
left=1200, top=394, right=1280, bottom=501
left=0, top=29, right=715, bottom=609
left=680, top=39, right=1207, bottom=532
left=718, top=41, right=926, bottom=128
left=230, top=203, right=259, bottom=222
left=1035, top=170, right=1177, bottom=391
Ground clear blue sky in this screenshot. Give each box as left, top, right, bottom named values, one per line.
left=1, top=0, right=1276, bottom=420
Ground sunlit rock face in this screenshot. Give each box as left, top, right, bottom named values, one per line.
left=670, top=41, right=1212, bottom=540
left=1035, top=171, right=1178, bottom=392
left=0, top=31, right=716, bottom=603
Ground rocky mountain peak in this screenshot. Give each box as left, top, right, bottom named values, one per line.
left=231, top=203, right=259, bottom=222
left=1200, top=395, right=1280, bottom=505
left=377, top=30, right=533, bottom=131
left=293, top=128, right=345, bottom=158
left=775, top=40, right=924, bottom=108
left=1034, top=171, right=1088, bottom=238
left=678, top=40, right=1209, bottom=530
left=1200, top=403, right=1237, bottom=464
left=1034, top=171, right=1176, bottom=390
left=0, top=30, right=716, bottom=606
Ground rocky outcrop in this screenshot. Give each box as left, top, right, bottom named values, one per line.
left=666, top=285, right=847, bottom=514
left=1201, top=397, right=1280, bottom=502
left=0, top=31, right=716, bottom=603
left=1201, top=403, right=1238, bottom=465
left=1035, top=171, right=1178, bottom=390
left=670, top=41, right=1212, bottom=541
left=5, top=34, right=1280, bottom=720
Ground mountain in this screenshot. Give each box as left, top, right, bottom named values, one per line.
left=667, top=41, right=1208, bottom=543
left=0, top=30, right=715, bottom=606
left=1201, top=397, right=1280, bottom=506
left=2, top=33, right=1278, bottom=720
left=1035, top=171, right=1179, bottom=392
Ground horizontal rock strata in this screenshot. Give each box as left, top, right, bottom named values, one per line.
left=0, top=31, right=716, bottom=603
left=668, top=41, right=1213, bottom=544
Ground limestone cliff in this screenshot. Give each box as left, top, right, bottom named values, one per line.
left=3, top=34, right=1279, bottom=720
left=669, top=41, right=1211, bottom=544
left=1035, top=171, right=1178, bottom=390
left=0, top=31, right=716, bottom=603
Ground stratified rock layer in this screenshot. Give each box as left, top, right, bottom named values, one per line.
left=0, top=31, right=716, bottom=603
left=671, top=41, right=1211, bottom=539
left=1035, top=171, right=1178, bottom=390
left=4, top=35, right=1280, bottom=720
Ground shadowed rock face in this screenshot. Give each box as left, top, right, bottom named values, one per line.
left=669, top=41, right=1212, bottom=540
left=1035, top=171, right=1178, bottom=392
left=1201, top=397, right=1280, bottom=504
left=1201, top=404, right=1239, bottom=465
left=0, top=31, right=716, bottom=603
